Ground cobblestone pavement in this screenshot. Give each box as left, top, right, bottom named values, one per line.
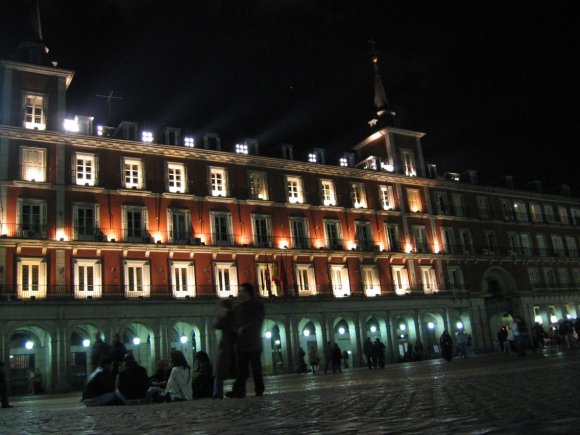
left=2, top=350, right=580, bottom=434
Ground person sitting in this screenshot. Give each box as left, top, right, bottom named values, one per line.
left=192, top=351, right=213, bottom=399
left=116, top=353, right=150, bottom=404
left=150, top=359, right=170, bottom=389
left=82, top=356, right=121, bottom=406
left=148, top=350, right=192, bottom=402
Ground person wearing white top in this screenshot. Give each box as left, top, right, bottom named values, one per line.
left=148, top=350, right=192, bottom=402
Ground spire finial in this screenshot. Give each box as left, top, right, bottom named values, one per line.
left=368, top=39, right=389, bottom=110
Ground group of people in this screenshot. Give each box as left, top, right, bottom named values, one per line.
left=83, top=282, right=265, bottom=405
left=363, top=337, right=387, bottom=369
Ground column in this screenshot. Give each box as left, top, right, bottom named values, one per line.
left=54, top=322, right=72, bottom=392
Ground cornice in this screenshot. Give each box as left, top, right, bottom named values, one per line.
left=0, top=59, right=75, bottom=88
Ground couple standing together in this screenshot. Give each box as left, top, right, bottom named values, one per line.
left=214, top=283, right=265, bottom=399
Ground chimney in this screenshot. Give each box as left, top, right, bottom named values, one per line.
left=462, top=170, right=478, bottom=184
left=426, top=164, right=438, bottom=179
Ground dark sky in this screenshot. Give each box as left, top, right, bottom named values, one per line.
left=2, top=0, right=579, bottom=193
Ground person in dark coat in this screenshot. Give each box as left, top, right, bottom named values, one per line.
left=150, top=359, right=171, bottom=389
left=0, top=361, right=12, bottom=408
left=374, top=338, right=386, bottom=368
left=226, top=283, right=265, bottom=398
left=110, top=333, right=127, bottom=375
left=192, top=351, right=213, bottom=398
left=331, top=343, right=342, bottom=373
left=213, top=299, right=235, bottom=398
left=90, top=331, right=109, bottom=372
left=363, top=337, right=374, bottom=369
left=82, top=356, right=120, bottom=406
left=323, top=341, right=333, bottom=374
left=116, top=353, right=150, bottom=404
left=440, top=330, right=453, bottom=362
left=297, top=346, right=307, bottom=373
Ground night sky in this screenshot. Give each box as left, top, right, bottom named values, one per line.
left=2, top=1, right=579, bottom=193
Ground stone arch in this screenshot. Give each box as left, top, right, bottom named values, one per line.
left=482, top=266, right=519, bottom=346
left=168, top=321, right=202, bottom=368
left=119, top=321, right=156, bottom=373
left=297, top=317, right=323, bottom=357
left=481, top=266, right=519, bottom=296
left=68, top=322, right=101, bottom=389
left=391, top=312, right=416, bottom=360
left=262, top=316, right=287, bottom=374
left=419, top=311, right=446, bottom=357
left=331, top=316, right=357, bottom=363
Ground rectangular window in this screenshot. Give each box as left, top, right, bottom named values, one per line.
left=355, top=220, right=374, bottom=251
left=215, top=262, right=238, bottom=298
left=123, top=157, right=144, bottom=189
left=124, top=260, right=151, bottom=298
left=73, top=203, right=100, bottom=241
left=171, top=261, right=196, bottom=298
left=17, top=199, right=47, bottom=238
left=379, top=185, right=395, bottom=210
left=24, top=94, right=46, bottom=130
left=320, top=179, right=337, bottom=206
left=441, top=227, right=456, bottom=254
left=530, top=203, right=543, bottom=223
left=452, top=194, right=465, bottom=217
left=514, top=201, right=528, bottom=222
left=391, top=265, right=409, bottom=295
left=544, top=205, right=555, bottom=223
left=477, top=196, right=491, bottom=219
left=573, top=269, right=580, bottom=285
left=257, top=263, right=277, bottom=297
left=520, top=233, right=532, bottom=256
left=483, top=231, right=497, bottom=255
left=406, top=189, right=422, bottom=213
left=557, top=206, right=569, bottom=224
left=167, top=208, right=191, bottom=243
left=543, top=267, right=556, bottom=287
left=73, top=152, right=97, bottom=186
left=400, top=150, right=416, bottom=176
left=434, top=192, right=449, bottom=215
left=551, top=235, right=565, bottom=256
left=351, top=182, right=367, bottom=208
left=249, top=171, right=268, bottom=200
left=286, top=175, right=304, bottom=204
left=122, top=206, right=148, bottom=242
left=361, top=265, right=381, bottom=297
left=528, top=267, right=540, bottom=288
left=571, top=208, right=580, bottom=226
left=565, top=236, right=578, bottom=257
left=385, top=223, right=401, bottom=252
left=290, top=217, right=310, bottom=249
left=295, top=264, right=316, bottom=296
left=17, top=257, right=47, bottom=299
left=459, top=229, right=473, bottom=254
left=420, top=266, right=438, bottom=294
left=210, top=167, right=228, bottom=196
left=74, top=259, right=102, bottom=299
left=448, top=267, right=464, bottom=290
left=21, top=147, right=46, bottom=182
left=536, top=234, right=548, bottom=256
left=211, top=211, right=233, bottom=246
left=558, top=268, right=569, bottom=287
left=166, top=162, right=186, bottom=193
left=324, top=219, right=342, bottom=250
left=252, top=214, right=272, bottom=247
left=508, top=232, right=522, bottom=255
left=501, top=199, right=515, bottom=221
left=413, top=225, right=429, bottom=253
left=330, top=265, right=350, bottom=297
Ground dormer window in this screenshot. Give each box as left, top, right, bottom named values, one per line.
left=400, top=149, right=416, bottom=176
left=24, top=94, right=46, bottom=130
left=210, top=167, right=228, bottom=197
left=184, top=137, right=195, bottom=147
left=308, top=153, right=317, bottom=163
left=339, top=157, right=348, bottom=167
left=141, top=131, right=153, bottom=143
left=235, top=143, right=248, bottom=154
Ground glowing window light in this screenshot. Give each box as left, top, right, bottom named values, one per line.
left=265, top=331, right=272, bottom=339
left=370, top=325, right=377, bottom=333
left=427, top=322, right=435, bottom=330
left=303, top=329, right=310, bottom=337
left=308, top=153, right=317, bottom=163
left=184, top=137, right=195, bottom=147
left=456, top=322, right=464, bottom=330
left=235, top=144, right=248, bottom=154
left=550, top=315, right=558, bottom=323
left=338, top=327, right=346, bottom=335
left=133, top=337, right=141, bottom=346
left=63, top=118, right=79, bottom=132
left=82, top=339, right=91, bottom=348
left=25, top=341, right=34, bottom=350
left=399, top=324, right=406, bottom=331
left=339, top=157, right=348, bottom=167
left=142, top=131, right=153, bottom=143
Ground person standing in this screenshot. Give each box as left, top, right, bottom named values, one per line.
left=323, top=341, right=333, bottom=374
left=90, top=331, right=109, bottom=372
left=212, top=299, right=235, bottom=399
left=363, top=337, right=374, bottom=369
left=332, top=342, right=342, bottom=373
left=0, top=361, right=12, bottom=408
left=226, top=283, right=265, bottom=398
left=374, top=338, right=386, bottom=368
left=110, top=332, right=127, bottom=376
left=308, top=346, right=319, bottom=374
left=297, top=346, right=307, bottom=373
left=440, top=330, right=453, bottom=362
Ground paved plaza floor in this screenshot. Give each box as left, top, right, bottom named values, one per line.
left=2, top=349, right=580, bottom=434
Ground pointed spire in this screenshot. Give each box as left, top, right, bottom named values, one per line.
left=33, top=0, right=44, bottom=42
left=369, top=39, right=389, bottom=110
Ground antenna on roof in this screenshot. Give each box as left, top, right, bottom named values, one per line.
left=96, top=90, right=124, bottom=124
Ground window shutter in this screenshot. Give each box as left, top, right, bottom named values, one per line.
left=121, top=207, right=127, bottom=239
left=167, top=208, right=173, bottom=241
left=229, top=262, right=239, bottom=295
left=182, top=164, right=188, bottom=194
left=41, top=202, right=47, bottom=238
left=188, top=262, right=196, bottom=296
left=73, top=205, right=79, bottom=240
left=94, top=154, right=99, bottom=186
left=94, top=203, right=100, bottom=232
left=71, top=153, right=77, bottom=185
left=164, top=162, right=169, bottom=192
left=143, top=208, right=149, bottom=232
left=140, top=159, right=146, bottom=190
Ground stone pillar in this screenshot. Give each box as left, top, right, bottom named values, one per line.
left=388, top=316, right=399, bottom=363
left=285, top=316, right=296, bottom=373
left=54, top=322, right=72, bottom=392
left=355, top=313, right=365, bottom=367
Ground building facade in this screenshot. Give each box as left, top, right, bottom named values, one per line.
left=1, top=39, right=580, bottom=394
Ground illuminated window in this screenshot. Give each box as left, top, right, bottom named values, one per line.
left=295, top=264, right=316, bottom=296
left=141, top=131, right=153, bottom=143
left=290, top=217, right=310, bottom=249
left=355, top=220, right=373, bottom=251
left=413, top=225, right=429, bottom=253
left=351, top=182, right=367, bottom=208
left=215, top=262, right=238, bottom=298
left=513, top=201, right=528, bottom=222
left=391, top=265, right=409, bottom=295
left=23, top=94, right=46, bottom=130
left=73, top=203, right=99, bottom=241
left=557, top=206, right=569, bottom=224
left=308, top=153, right=317, bottom=163
left=330, top=264, right=350, bottom=297
left=320, top=179, right=336, bottom=206
left=257, top=263, right=277, bottom=297
left=167, top=208, right=191, bottom=243
left=124, top=260, right=151, bottom=298
left=74, top=152, right=97, bottom=186
left=249, top=171, right=268, bottom=200
left=17, top=199, right=47, bottom=238
left=420, top=266, right=438, bottom=294
left=170, top=261, right=196, bottom=298
left=361, top=265, right=380, bottom=297
left=400, top=150, right=416, bottom=176
left=235, top=143, right=248, bottom=154
left=339, top=157, right=348, bottom=167
left=530, top=203, right=543, bottom=223
left=379, top=185, right=395, bottom=210
left=17, top=257, right=47, bottom=299
left=184, top=137, right=195, bottom=147
left=385, top=223, right=401, bottom=252
left=286, top=175, right=304, bottom=204
left=210, top=211, right=233, bottom=246
left=252, top=214, right=272, bottom=248
left=123, top=157, right=144, bottom=189
left=122, top=206, right=148, bottom=242
left=406, top=189, right=422, bottom=213
left=166, top=162, right=186, bottom=193
left=20, top=147, right=46, bottom=182
left=209, top=167, right=227, bottom=196
left=324, top=219, right=342, bottom=250
left=74, top=259, right=102, bottom=299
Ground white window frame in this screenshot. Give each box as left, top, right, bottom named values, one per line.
left=122, top=206, right=149, bottom=242
left=361, top=265, right=381, bottom=297
left=257, top=262, right=277, bottom=297
left=214, top=262, right=238, bottom=298
left=565, top=236, right=578, bottom=257
left=400, top=149, right=416, bottom=176
left=124, top=260, right=151, bottom=298
left=209, top=167, right=228, bottom=197
left=167, top=208, right=191, bottom=243
left=351, top=182, right=367, bottom=208
left=170, top=261, right=196, bottom=298
left=23, top=93, right=46, bottom=130
left=290, top=216, right=310, bottom=249
left=434, top=191, right=449, bottom=214
left=527, top=267, right=540, bottom=288
left=123, top=157, right=144, bottom=189
left=391, top=265, right=410, bottom=295
left=286, top=175, right=304, bottom=204
left=251, top=214, right=273, bottom=248
left=73, top=203, right=100, bottom=241
left=320, top=179, right=337, bottom=206
left=324, top=219, right=342, bottom=250
left=355, top=220, right=374, bottom=251
left=379, top=185, right=395, bottom=210
left=330, top=264, right=350, bottom=297
left=249, top=171, right=268, bottom=200
left=17, top=198, right=47, bottom=238
left=295, top=264, right=316, bottom=296
left=448, top=267, right=464, bottom=290
left=17, top=257, right=47, bottom=299
left=406, top=188, right=422, bottom=213
left=74, top=259, right=102, bottom=299
left=385, top=223, right=401, bottom=252
left=210, top=211, right=233, bottom=246
left=166, top=162, right=187, bottom=193
left=413, top=225, right=429, bottom=253
left=73, top=152, right=97, bottom=186
left=21, top=147, right=46, bottom=182
left=420, top=266, right=438, bottom=294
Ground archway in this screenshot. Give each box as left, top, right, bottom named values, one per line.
left=69, top=323, right=100, bottom=389
left=482, top=266, right=519, bottom=344
left=169, top=321, right=201, bottom=368
left=262, top=319, right=286, bottom=374
left=121, top=322, right=156, bottom=373
left=8, top=326, right=51, bottom=395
